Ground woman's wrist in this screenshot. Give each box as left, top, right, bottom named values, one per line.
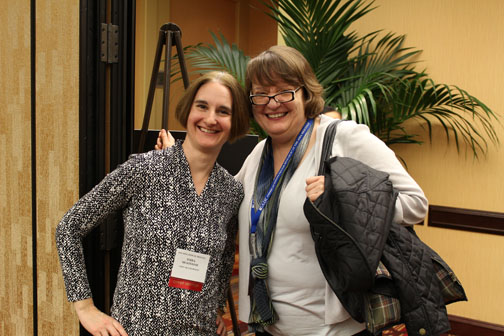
left=73, top=298, right=95, bottom=314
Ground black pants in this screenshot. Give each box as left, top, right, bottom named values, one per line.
left=255, top=329, right=375, bottom=336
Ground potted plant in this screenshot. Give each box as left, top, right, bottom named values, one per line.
left=178, top=0, right=499, bottom=158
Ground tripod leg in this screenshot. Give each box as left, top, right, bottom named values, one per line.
left=161, top=32, right=173, bottom=131
left=174, top=31, right=190, bottom=90
left=138, top=29, right=165, bottom=152
left=227, top=285, right=242, bottom=335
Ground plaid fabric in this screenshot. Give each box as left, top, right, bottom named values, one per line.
left=365, top=292, right=401, bottom=333
left=432, top=258, right=467, bottom=304
left=364, top=257, right=466, bottom=334
left=365, top=262, right=401, bottom=334
left=375, top=260, right=391, bottom=277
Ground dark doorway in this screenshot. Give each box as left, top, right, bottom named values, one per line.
left=79, top=0, right=135, bottom=334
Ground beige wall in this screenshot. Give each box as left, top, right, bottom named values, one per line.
left=0, top=0, right=80, bottom=334
left=352, top=0, right=504, bottom=324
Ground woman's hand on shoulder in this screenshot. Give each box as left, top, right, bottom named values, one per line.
left=216, top=309, right=226, bottom=336
left=154, top=129, right=175, bottom=150
left=74, top=298, right=128, bottom=336
left=306, top=176, right=325, bottom=201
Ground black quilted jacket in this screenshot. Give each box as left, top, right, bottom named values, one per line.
left=303, top=156, right=466, bottom=336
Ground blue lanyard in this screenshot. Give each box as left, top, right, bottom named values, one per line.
left=250, top=119, right=314, bottom=234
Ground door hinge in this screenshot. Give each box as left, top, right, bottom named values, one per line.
left=100, top=23, right=119, bottom=64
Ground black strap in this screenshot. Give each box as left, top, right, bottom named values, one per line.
left=318, top=120, right=342, bottom=175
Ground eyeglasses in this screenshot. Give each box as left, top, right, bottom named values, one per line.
left=249, top=87, right=302, bottom=106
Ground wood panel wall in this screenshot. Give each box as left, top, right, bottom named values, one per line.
left=0, top=1, right=34, bottom=335
left=35, top=1, right=80, bottom=335
left=0, top=0, right=80, bottom=335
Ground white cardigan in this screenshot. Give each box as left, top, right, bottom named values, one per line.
left=235, top=115, right=428, bottom=336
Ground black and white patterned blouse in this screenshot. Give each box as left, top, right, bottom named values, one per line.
left=56, top=141, right=243, bottom=335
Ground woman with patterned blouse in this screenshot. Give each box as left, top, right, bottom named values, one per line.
left=56, top=71, right=250, bottom=336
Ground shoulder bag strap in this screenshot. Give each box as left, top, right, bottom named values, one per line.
left=318, top=120, right=342, bottom=175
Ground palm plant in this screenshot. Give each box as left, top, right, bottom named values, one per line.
left=181, top=0, right=499, bottom=158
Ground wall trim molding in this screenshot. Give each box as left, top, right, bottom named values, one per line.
left=448, top=315, right=504, bottom=336
left=428, top=205, right=504, bottom=236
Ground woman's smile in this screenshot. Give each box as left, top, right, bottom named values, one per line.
left=198, top=126, right=219, bottom=134
left=265, top=112, right=288, bottom=119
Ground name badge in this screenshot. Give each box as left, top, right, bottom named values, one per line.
left=168, top=248, right=210, bottom=291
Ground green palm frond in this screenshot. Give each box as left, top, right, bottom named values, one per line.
left=328, top=32, right=421, bottom=124
left=376, top=75, right=499, bottom=158
left=184, top=32, right=249, bottom=87
left=265, top=0, right=375, bottom=78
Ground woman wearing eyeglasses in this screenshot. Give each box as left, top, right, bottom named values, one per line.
left=234, top=45, right=428, bottom=336
left=156, top=46, right=428, bottom=335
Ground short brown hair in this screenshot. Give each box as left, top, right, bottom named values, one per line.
left=176, top=71, right=250, bottom=142
left=245, top=45, right=324, bottom=119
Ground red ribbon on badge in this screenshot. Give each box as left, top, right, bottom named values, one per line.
left=168, top=276, right=203, bottom=291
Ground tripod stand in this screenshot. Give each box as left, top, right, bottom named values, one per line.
left=137, top=23, right=242, bottom=335
left=137, top=22, right=189, bottom=152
